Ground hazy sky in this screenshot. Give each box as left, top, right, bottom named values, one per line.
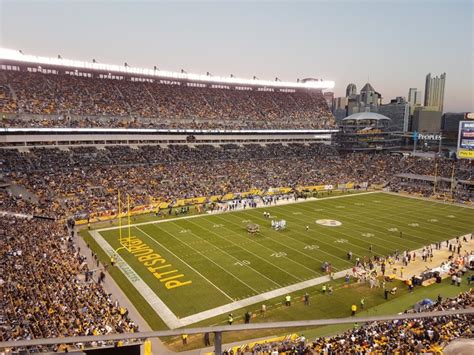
left=1, top=0, right=472, bottom=112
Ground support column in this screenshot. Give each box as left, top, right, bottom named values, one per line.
left=214, top=331, right=222, bottom=355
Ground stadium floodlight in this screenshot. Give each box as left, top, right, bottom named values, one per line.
left=0, top=47, right=335, bottom=90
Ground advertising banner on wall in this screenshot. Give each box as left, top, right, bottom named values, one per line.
left=457, top=121, right=474, bottom=159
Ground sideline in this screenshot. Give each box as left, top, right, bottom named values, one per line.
left=384, top=191, right=474, bottom=209
left=95, top=191, right=377, bottom=233
left=90, top=226, right=472, bottom=330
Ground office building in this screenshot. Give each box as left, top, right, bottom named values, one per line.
left=407, top=88, right=422, bottom=115
left=378, top=97, right=410, bottom=132
left=424, top=73, right=446, bottom=112
left=412, top=106, right=442, bottom=132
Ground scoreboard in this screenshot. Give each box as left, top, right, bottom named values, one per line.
left=457, top=120, right=474, bottom=159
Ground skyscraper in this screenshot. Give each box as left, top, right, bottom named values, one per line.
left=424, top=73, right=446, bottom=113
left=407, top=88, right=422, bottom=115
left=346, top=83, right=357, bottom=97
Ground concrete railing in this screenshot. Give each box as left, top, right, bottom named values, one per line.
left=0, top=308, right=472, bottom=354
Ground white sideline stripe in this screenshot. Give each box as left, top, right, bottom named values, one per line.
left=384, top=191, right=474, bottom=209
left=177, top=270, right=347, bottom=326
left=89, top=230, right=182, bottom=329
left=95, top=191, right=378, bottom=233
left=90, top=218, right=472, bottom=329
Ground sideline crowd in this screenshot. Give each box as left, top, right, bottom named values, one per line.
left=229, top=291, right=473, bottom=354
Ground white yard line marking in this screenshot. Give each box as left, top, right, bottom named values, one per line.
left=135, top=226, right=236, bottom=301
left=182, top=219, right=285, bottom=287
left=87, top=191, right=473, bottom=329
left=215, top=215, right=325, bottom=274
left=89, top=230, right=182, bottom=329
left=96, top=191, right=378, bottom=233
left=384, top=191, right=474, bottom=209
left=144, top=224, right=261, bottom=294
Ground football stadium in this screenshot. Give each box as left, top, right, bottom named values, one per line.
left=1, top=2, right=473, bottom=354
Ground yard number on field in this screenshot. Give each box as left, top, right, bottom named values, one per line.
left=234, top=260, right=251, bottom=266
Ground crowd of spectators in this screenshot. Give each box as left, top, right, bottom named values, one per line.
left=231, top=291, right=473, bottom=354
left=1, top=144, right=472, bottom=218
left=0, top=215, right=138, bottom=352
left=309, top=290, right=473, bottom=354
left=0, top=70, right=335, bottom=130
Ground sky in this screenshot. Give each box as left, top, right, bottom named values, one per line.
left=0, top=0, right=472, bottom=112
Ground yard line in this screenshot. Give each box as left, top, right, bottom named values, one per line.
left=89, top=230, right=182, bottom=329
left=211, top=213, right=327, bottom=274
left=336, top=196, right=474, bottom=240
left=195, top=217, right=317, bottom=276
left=145, top=224, right=261, bottom=295
left=384, top=191, right=474, bottom=209
left=295, top=195, right=471, bottom=244
left=235, top=209, right=368, bottom=265
left=134, top=226, right=235, bottom=302
left=374, top=194, right=474, bottom=230
left=289, top=202, right=423, bottom=251
left=293, top=200, right=440, bottom=248
left=270, top=206, right=397, bottom=257
left=95, top=191, right=379, bottom=233
left=317, top=195, right=474, bottom=239
left=176, top=221, right=282, bottom=287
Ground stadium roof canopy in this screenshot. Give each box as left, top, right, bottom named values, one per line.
left=342, top=112, right=391, bottom=121
left=0, top=47, right=335, bottom=90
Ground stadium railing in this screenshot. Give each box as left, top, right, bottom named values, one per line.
left=1, top=309, right=473, bottom=354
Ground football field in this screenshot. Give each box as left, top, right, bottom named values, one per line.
left=89, top=192, right=474, bottom=328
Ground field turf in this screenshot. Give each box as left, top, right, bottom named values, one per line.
left=88, top=192, right=474, bottom=327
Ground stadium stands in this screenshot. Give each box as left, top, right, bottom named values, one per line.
left=239, top=291, right=473, bottom=354
left=1, top=144, right=472, bottom=218
left=0, top=70, right=335, bottom=130
left=0, top=215, right=138, bottom=351
left=0, top=58, right=472, bottom=355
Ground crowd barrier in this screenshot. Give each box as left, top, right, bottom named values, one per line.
left=75, top=182, right=360, bottom=225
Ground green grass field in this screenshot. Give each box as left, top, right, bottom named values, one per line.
left=84, top=192, right=473, bottom=331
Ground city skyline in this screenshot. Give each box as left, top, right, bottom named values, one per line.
left=0, top=0, right=472, bottom=112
